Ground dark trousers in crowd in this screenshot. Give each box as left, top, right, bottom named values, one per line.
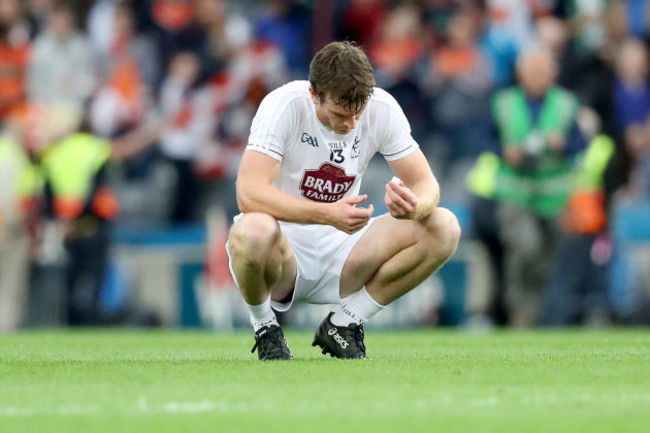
left=498, top=203, right=562, bottom=327
left=65, top=223, right=110, bottom=326
left=470, top=196, right=508, bottom=326
left=169, top=158, right=200, bottom=223
left=543, top=233, right=611, bottom=326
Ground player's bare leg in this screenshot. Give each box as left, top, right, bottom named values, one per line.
left=312, top=207, right=461, bottom=359
left=342, top=207, right=461, bottom=303
left=228, top=212, right=297, bottom=360
left=228, top=212, right=296, bottom=305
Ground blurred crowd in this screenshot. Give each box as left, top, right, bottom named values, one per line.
left=1, top=0, right=650, bottom=331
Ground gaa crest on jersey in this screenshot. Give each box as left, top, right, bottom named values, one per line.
left=301, top=132, right=319, bottom=147
left=300, top=163, right=356, bottom=203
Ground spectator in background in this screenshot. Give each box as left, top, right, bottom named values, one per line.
left=195, top=5, right=291, bottom=221
left=339, top=0, right=385, bottom=47
left=427, top=7, right=493, bottom=168
left=369, top=4, right=424, bottom=89
left=27, top=1, right=95, bottom=109
left=491, top=46, right=586, bottom=327
left=368, top=4, right=428, bottom=142
left=87, top=0, right=121, bottom=58
left=536, top=14, right=618, bottom=141
left=569, top=0, right=609, bottom=55
left=91, top=3, right=159, bottom=139
left=193, top=0, right=238, bottom=78
left=90, top=2, right=161, bottom=182
left=480, top=0, right=534, bottom=88
left=622, top=0, right=650, bottom=41
left=143, top=0, right=203, bottom=74
left=255, top=0, right=311, bottom=78
left=526, top=0, right=559, bottom=20
left=26, top=0, right=54, bottom=34
left=0, top=0, right=31, bottom=124
left=613, top=38, right=650, bottom=194
left=0, top=0, right=31, bottom=38
left=536, top=15, right=579, bottom=89
left=158, top=50, right=213, bottom=223
left=0, top=109, right=39, bottom=332
left=608, top=39, right=650, bottom=321
left=199, top=6, right=289, bottom=158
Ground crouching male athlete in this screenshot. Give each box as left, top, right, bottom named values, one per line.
left=227, top=41, right=461, bottom=360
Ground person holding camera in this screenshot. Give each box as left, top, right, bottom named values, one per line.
left=489, top=46, right=587, bottom=327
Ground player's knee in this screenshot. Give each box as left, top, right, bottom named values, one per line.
left=426, top=207, right=461, bottom=255
left=228, top=213, right=281, bottom=260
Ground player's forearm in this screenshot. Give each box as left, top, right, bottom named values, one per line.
left=237, top=183, right=329, bottom=224
left=410, top=180, right=440, bottom=220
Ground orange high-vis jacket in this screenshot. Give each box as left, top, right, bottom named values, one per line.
left=562, top=135, right=615, bottom=234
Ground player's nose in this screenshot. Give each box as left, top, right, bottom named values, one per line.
left=344, top=116, right=357, bottom=130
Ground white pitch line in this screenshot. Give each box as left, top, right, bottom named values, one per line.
left=0, top=407, right=34, bottom=417
left=3, top=392, right=650, bottom=418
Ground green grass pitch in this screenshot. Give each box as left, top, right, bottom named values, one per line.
left=1, top=329, right=649, bottom=433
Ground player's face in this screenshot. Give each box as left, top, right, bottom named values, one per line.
left=311, top=90, right=364, bottom=135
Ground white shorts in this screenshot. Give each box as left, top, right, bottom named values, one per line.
left=227, top=215, right=376, bottom=312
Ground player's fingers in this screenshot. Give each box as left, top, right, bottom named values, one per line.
left=385, top=192, right=409, bottom=217
left=388, top=202, right=406, bottom=217
left=387, top=181, right=418, bottom=206
left=386, top=186, right=413, bottom=213
left=396, top=190, right=416, bottom=211
left=344, top=194, right=368, bottom=205
left=350, top=201, right=374, bottom=217
left=399, top=188, right=418, bottom=206
left=348, top=220, right=369, bottom=233
left=349, top=213, right=371, bottom=225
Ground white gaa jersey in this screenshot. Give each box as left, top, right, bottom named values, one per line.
left=247, top=80, right=418, bottom=203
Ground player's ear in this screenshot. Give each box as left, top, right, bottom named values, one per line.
left=309, top=87, right=320, bottom=105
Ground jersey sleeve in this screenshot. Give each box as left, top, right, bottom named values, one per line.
left=377, top=91, right=419, bottom=161
left=246, top=88, right=295, bottom=162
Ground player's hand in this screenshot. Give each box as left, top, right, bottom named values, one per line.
left=328, top=195, right=374, bottom=234
left=385, top=177, right=418, bottom=219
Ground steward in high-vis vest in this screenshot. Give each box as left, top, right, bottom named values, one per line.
left=467, top=87, right=585, bottom=215
left=0, top=133, right=39, bottom=332
left=38, top=132, right=118, bottom=325
left=37, top=108, right=165, bottom=325
left=466, top=88, right=584, bottom=206
left=0, top=135, right=39, bottom=228
left=40, top=133, right=119, bottom=224
left=490, top=85, right=580, bottom=217
left=473, top=47, right=588, bottom=328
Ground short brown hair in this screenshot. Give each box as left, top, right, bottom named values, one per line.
left=309, top=41, right=375, bottom=114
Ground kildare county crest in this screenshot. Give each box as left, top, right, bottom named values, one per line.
left=300, top=163, right=356, bottom=203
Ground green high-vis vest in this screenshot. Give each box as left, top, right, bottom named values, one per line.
left=40, top=133, right=112, bottom=213
left=0, top=136, right=39, bottom=212
left=490, top=86, right=579, bottom=216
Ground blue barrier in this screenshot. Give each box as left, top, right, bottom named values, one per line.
left=613, top=201, right=650, bottom=243
left=111, top=223, right=207, bottom=246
